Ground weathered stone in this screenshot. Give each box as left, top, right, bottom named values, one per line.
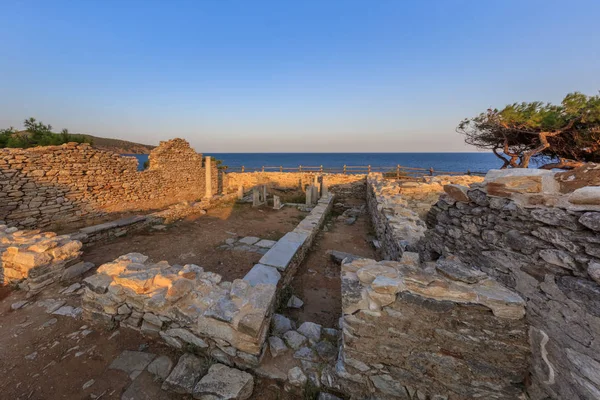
left=83, top=273, right=112, bottom=294
left=243, top=264, right=281, bottom=287
left=569, top=186, right=600, bottom=205
left=371, top=275, right=402, bottom=294
left=287, top=295, right=304, bottom=309
left=193, top=363, right=254, bottom=400
left=297, top=321, right=322, bottom=342
left=238, top=236, right=260, bottom=245
left=283, top=330, right=307, bottom=350
left=147, top=355, right=174, bottom=380
left=588, top=262, right=600, bottom=285
left=61, top=261, right=95, bottom=280
left=370, top=374, right=409, bottom=398
left=539, top=249, right=576, bottom=270
left=314, top=340, right=337, bottom=361
left=268, top=336, right=288, bottom=358
left=109, top=350, right=157, bottom=380
left=162, top=353, right=206, bottom=394
left=271, top=314, right=293, bottom=336
left=164, top=328, right=208, bottom=348
left=443, top=184, right=470, bottom=202
left=435, top=258, right=487, bottom=283
left=288, top=366, right=307, bottom=387
left=255, top=239, right=276, bottom=248
left=579, top=212, right=600, bottom=231
left=293, top=346, right=319, bottom=362
left=356, top=265, right=398, bottom=284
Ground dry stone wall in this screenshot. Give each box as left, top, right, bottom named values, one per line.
left=0, top=138, right=218, bottom=229
left=338, top=254, right=529, bottom=399
left=420, top=169, right=600, bottom=400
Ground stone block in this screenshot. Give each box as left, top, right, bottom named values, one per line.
left=193, top=363, right=254, bottom=400
left=162, top=353, right=206, bottom=394
left=243, top=264, right=281, bottom=287
left=259, top=231, right=308, bottom=271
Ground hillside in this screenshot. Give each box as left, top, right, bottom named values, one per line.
left=72, top=134, right=156, bottom=154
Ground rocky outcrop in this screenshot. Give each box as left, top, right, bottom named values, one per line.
left=0, top=224, right=82, bottom=294
left=421, top=169, right=600, bottom=400
left=338, top=255, right=529, bottom=399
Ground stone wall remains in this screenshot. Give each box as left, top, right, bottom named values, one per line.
left=0, top=224, right=83, bottom=294
left=420, top=169, right=600, bottom=400
left=0, top=138, right=218, bottom=229
left=338, top=254, right=529, bottom=399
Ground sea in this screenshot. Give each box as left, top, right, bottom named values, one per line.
left=125, top=152, right=537, bottom=174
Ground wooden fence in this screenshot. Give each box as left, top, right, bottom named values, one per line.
left=221, top=164, right=486, bottom=179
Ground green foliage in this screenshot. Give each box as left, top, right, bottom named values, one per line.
left=143, top=159, right=150, bottom=170
left=458, top=92, right=600, bottom=169
left=0, top=117, right=90, bottom=148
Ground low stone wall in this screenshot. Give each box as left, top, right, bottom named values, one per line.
left=420, top=169, right=600, bottom=400
left=82, top=254, right=276, bottom=368
left=0, top=224, right=83, bottom=294
left=246, top=194, right=334, bottom=289
left=0, top=138, right=218, bottom=229
left=338, top=254, right=528, bottom=399
left=366, top=174, right=427, bottom=260
left=225, top=172, right=365, bottom=193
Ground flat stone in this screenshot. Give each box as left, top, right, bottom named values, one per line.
left=109, top=350, right=157, bottom=380
left=122, top=371, right=173, bottom=400
left=580, top=212, right=600, bottom=231
left=147, top=355, right=174, bottom=380
left=271, top=314, right=293, bottom=336
left=287, top=295, right=304, bottom=309
left=243, top=264, right=281, bottom=287
left=322, top=328, right=339, bottom=342
left=193, top=363, right=254, bottom=400
left=259, top=231, right=308, bottom=271
left=369, top=374, right=409, bottom=398
left=283, top=330, right=307, bottom=350
left=318, top=393, right=343, bottom=400
left=52, top=306, right=83, bottom=318
left=162, top=353, right=206, bottom=394
left=539, top=249, right=576, bottom=270
left=371, top=276, right=402, bottom=294
left=238, top=236, right=260, bottom=245
left=356, top=265, right=399, bottom=284
left=443, top=184, right=470, bottom=202
left=297, top=321, right=322, bottom=342
left=83, top=273, right=113, bottom=294
left=164, top=328, right=208, bottom=348
left=36, top=299, right=66, bottom=313
left=61, top=261, right=95, bottom=280
left=327, top=250, right=364, bottom=265
left=435, top=258, right=487, bottom=283
left=60, top=283, right=82, bottom=294
left=268, top=336, right=288, bottom=358
left=255, top=239, right=276, bottom=248
left=11, top=300, right=29, bottom=310
left=288, top=366, right=307, bottom=387
left=80, top=216, right=146, bottom=234
left=254, top=364, right=287, bottom=381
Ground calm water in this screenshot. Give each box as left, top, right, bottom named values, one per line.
left=126, top=152, right=525, bottom=173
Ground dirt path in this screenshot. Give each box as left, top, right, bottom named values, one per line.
left=82, top=201, right=305, bottom=281
left=286, top=196, right=378, bottom=328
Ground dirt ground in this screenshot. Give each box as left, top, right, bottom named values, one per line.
left=285, top=196, right=378, bottom=328
left=82, top=201, right=305, bottom=282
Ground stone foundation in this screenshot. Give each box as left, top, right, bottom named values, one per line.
left=338, top=255, right=528, bottom=399
left=421, top=169, right=600, bottom=400
left=0, top=224, right=82, bottom=294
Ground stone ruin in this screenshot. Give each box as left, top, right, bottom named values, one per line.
left=0, top=224, right=85, bottom=295
left=82, top=253, right=276, bottom=368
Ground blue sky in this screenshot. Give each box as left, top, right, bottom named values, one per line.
left=1, top=0, right=599, bottom=152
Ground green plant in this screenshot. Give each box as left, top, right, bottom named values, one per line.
left=458, top=91, right=600, bottom=169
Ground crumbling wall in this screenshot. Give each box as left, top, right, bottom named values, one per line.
left=420, top=169, right=600, bottom=400
left=0, top=138, right=218, bottom=229
left=0, top=224, right=83, bottom=294
left=338, top=255, right=529, bottom=399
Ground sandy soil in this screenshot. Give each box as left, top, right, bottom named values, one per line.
left=82, top=201, right=305, bottom=281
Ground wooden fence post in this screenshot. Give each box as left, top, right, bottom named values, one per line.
left=396, top=164, right=400, bottom=179
left=320, top=165, right=323, bottom=173
left=343, top=165, right=347, bottom=174
left=429, top=167, right=434, bottom=176
left=241, top=166, right=245, bottom=173
left=299, top=165, right=302, bottom=172
left=262, top=166, right=265, bottom=172
left=280, top=166, right=283, bottom=172
left=368, top=165, right=371, bottom=173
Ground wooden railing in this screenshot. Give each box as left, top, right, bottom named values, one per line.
left=220, top=164, right=486, bottom=178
